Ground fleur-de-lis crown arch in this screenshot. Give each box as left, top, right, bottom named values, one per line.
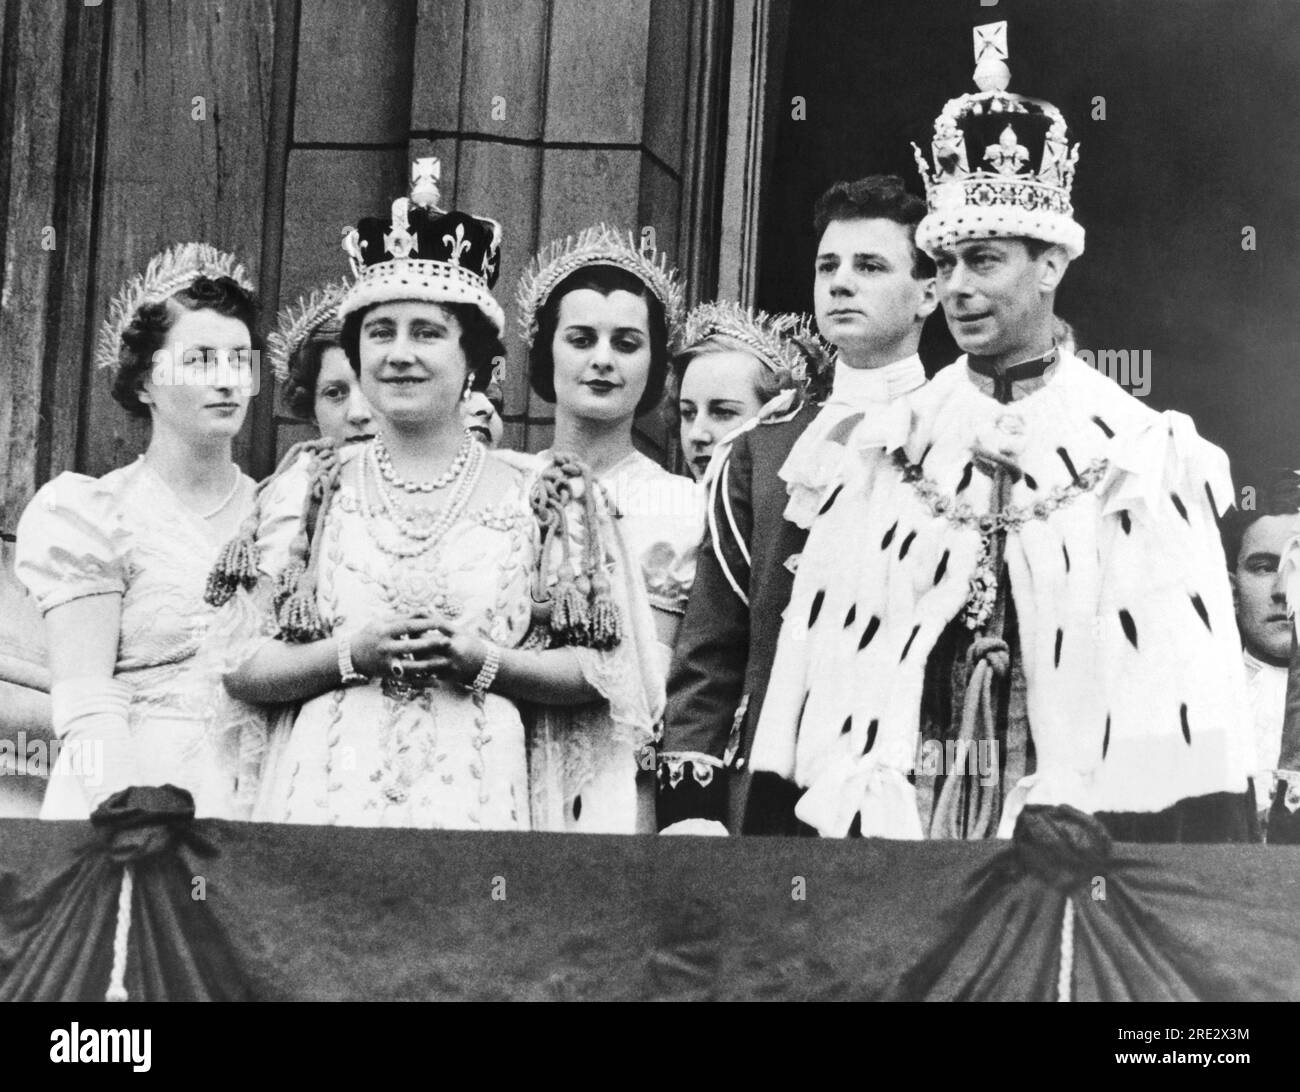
left=338, top=157, right=506, bottom=334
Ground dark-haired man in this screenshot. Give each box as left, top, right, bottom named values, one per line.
left=657, top=175, right=937, bottom=834
left=749, top=33, right=1256, bottom=843
left=1222, top=478, right=1300, bottom=829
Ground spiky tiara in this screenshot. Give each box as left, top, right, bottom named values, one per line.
left=93, top=242, right=254, bottom=371
left=679, top=302, right=830, bottom=381
left=516, top=223, right=685, bottom=350
left=267, top=280, right=350, bottom=382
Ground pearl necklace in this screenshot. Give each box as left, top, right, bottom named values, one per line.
left=359, top=440, right=485, bottom=558
left=197, top=469, right=243, bottom=519
left=143, top=457, right=242, bottom=520
left=373, top=431, right=475, bottom=493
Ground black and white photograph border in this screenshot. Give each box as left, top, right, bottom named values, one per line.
left=0, top=0, right=1298, bottom=1025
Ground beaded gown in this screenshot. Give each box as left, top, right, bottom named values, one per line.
left=242, top=441, right=539, bottom=829
left=15, top=457, right=259, bottom=819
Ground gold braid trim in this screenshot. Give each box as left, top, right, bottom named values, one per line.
left=528, top=454, right=624, bottom=651
left=275, top=440, right=344, bottom=643
left=203, top=439, right=331, bottom=608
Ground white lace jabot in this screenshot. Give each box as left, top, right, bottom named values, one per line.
left=780, top=353, right=927, bottom=528
left=825, top=354, right=926, bottom=408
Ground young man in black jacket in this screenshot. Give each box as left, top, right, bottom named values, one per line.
left=657, top=175, right=937, bottom=834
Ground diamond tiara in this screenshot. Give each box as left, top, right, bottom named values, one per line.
left=267, top=280, right=350, bottom=383
left=516, top=223, right=685, bottom=351
left=93, top=242, right=254, bottom=372
left=680, top=301, right=827, bottom=382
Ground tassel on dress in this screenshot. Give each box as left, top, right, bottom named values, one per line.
left=587, top=569, right=622, bottom=650
left=204, top=533, right=260, bottom=606
left=527, top=452, right=627, bottom=650
left=202, top=438, right=334, bottom=609
left=271, top=440, right=343, bottom=644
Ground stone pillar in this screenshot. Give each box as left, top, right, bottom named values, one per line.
left=408, top=0, right=723, bottom=458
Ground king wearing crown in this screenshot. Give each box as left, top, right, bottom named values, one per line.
left=747, top=23, right=1258, bottom=844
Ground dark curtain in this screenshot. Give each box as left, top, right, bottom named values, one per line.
left=891, top=806, right=1294, bottom=1001
left=2, top=793, right=1298, bottom=1001
left=757, top=0, right=1300, bottom=491
left=0, top=788, right=252, bottom=1001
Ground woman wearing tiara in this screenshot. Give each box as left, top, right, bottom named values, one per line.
left=671, top=301, right=830, bottom=482
left=210, top=161, right=646, bottom=831
left=274, top=281, right=377, bottom=447
left=517, top=225, right=702, bottom=833
left=15, top=244, right=262, bottom=819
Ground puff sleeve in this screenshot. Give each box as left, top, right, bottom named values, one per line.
left=14, top=473, right=129, bottom=613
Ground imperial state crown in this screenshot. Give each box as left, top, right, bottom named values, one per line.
left=912, top=21, right=1084, bottom=260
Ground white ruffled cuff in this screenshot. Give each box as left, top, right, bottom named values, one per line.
left=793, top=754, right=923, bottom=839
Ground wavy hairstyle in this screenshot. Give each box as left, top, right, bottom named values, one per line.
left=112, top=276, right=260, bottom=419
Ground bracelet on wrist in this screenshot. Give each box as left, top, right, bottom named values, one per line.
left=468, top=643, right=501, bottom=696
left=337, top=632, right=368, bottom=685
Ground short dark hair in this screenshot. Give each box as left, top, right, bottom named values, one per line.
left=527, top=264, right=670, bottom=417
left=812, top=175, right=935, bottom=279
left=1221, top=474, right=1300, bottom=570
left=112, top=275, right=260, bottom=419
left=282, top=327, right=344, bottom=421
left=340, top=300, right=505, bottom=393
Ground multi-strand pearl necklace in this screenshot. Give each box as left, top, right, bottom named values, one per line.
left=359, top=439, right=485, bottom=559
left=374, top=431, right=474, bottom=493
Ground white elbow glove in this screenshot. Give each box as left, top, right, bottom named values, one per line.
left=49, top=677, right=137, bottom=811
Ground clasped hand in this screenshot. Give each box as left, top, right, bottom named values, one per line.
left=349, top=614, right=487, bottom=687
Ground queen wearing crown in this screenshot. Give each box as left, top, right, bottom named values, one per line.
left=515, top=225, right=702, bottom=832
left=15, top=244, right=262, bottom=819
left=210, top=161, right=646, bottom=830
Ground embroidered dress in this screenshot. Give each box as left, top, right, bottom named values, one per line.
left=525, top=450, right=700, bottom=833
left=751, top=351, right=1254, bottom=839
left=14, top=458, right=258, bottom=819
left=247, top=443, right=537, bottom=829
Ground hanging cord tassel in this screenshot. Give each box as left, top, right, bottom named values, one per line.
left=526, top=454, right=623, bottom=649
left=203, top=439, right=325, bottom=608
left=527, top=473, right=562, bottom=633
left=579, top=471, right=622, bottom=650
left=530, top=457, right=587, bottom=645
left=105, top=864, right=135, bottom=1002
left=1056, top=898, right=1075, bottom=1002
left=277, top=447, right=343, bottom=642
left=931, top=636, right=1007, bottom=839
